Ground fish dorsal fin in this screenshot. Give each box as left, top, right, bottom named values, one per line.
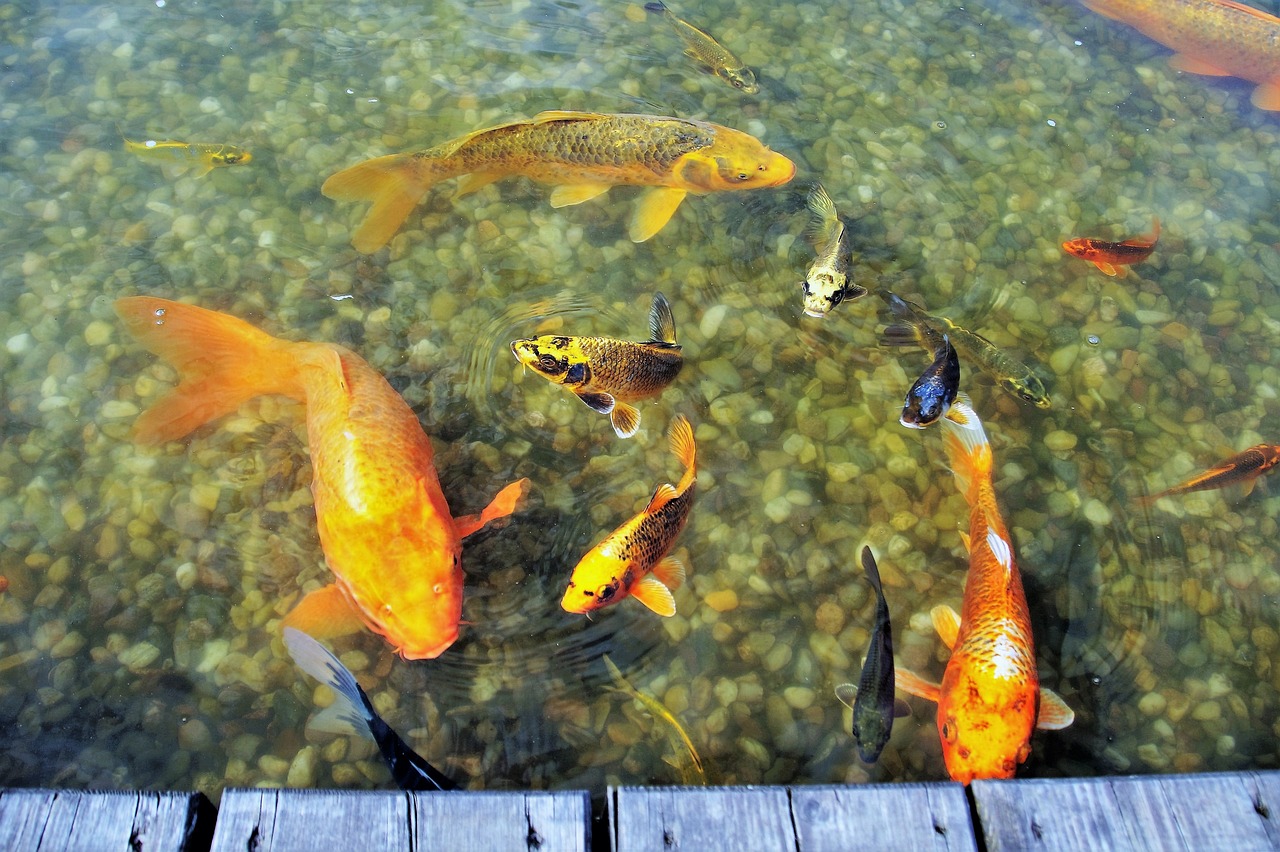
left=432, top=117, right=534, bottom=159
left=630, top=187, right=688, bottom=243
left=531, top=109, right=609, bottom=124
left=575, top=390, right=615, bottom=414
left=632, top=573, right=676, bottom=616
left=986, top=529, right=1014, bottom=571
left=549, top=183, right=613, bottom=208
left=653, top=554, right=685, bottom=590
left=1202, top=0, right=1280, bottom=24
left=834, top=683, right=857, bottom=709
left=931, top=605, right=961, bottom=650
left=648, top=292, right=678, bottom=344
left=646, top=482, right=680, bottom=511
left=1036, top=686, right=1076, bottom=730
left=894, top=667, right=941, bottom=704
left=611, top=402, right=641, bottom=438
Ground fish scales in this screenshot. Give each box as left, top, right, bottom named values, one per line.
left=576, top=337, right=682, bottom=395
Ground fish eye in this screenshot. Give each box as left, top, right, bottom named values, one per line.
left=737, top=172, right=749, bottom=181
left=537, top=354, right=558, bottom=370
left=596, top=583, right=616, bottom=602
left=732, top=79, right=744, bottom=89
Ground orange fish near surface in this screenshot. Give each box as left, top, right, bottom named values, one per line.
left=1081, top=0, right=1280, bottom=111
left=1062, top=217, right=1160, bottom=277
left=114, top=296, right=528, bottom=660
left=322, top=110, right=795, bottom=251
left=895, top=396, right=1074, bottom=784
left=1140, top=443, right=1280, bottom=505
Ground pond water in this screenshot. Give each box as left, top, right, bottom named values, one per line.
left=2, top=0, right=1279, bottom=798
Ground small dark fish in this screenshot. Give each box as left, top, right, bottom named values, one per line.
left=283, top=628, right=456, bottom=791
left=1139, top=443, right=1280, bottom=505
left=899, top=333, right=959, bottom=429
left=835, top=547, right=910, bottom=763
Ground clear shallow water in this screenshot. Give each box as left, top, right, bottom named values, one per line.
left=2, top=0, right=1280, bottom=798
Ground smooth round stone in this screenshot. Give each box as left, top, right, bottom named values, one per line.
left=705, top=589, right=738, bottom=612
left=84, top=321, right=113, bottom=346
left=1043, top=430, right=1078, bottom=451
left=1137, top=692, right=1166, bottom=716
left=171, top=214, right=201, bottom=241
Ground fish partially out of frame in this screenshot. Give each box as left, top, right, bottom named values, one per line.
left=1139, top=443, right=1280, bottom=505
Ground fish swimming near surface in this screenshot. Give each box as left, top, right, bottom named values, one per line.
left=899, top=333, right=960, bottom=430
left=800, top=184, right=865, bottom=318
left=1139, top=443, right=1280, bottom=505
left=835, top=547, right=911, bottom=764
left=511, top=292, right=682, bottom=439
left=1080, top=0, right=1280, bottom=111
left=881, top=293, right=1050, bottom=409
left=1062, top=217, right=1160, bottom=277
left=322, top=110, right=795, bottom=251
left=122, top=133, right=252, bottom=177
left=562, top=415, right=695, bottom=617
left=283, top=627, right=456, bottom=791
left=644, top=1, right=759, bottom=94
left=604, top=654, right=707, bottom=784
left=114, top=296, right=528, bottom=660
left=894, top=396, right=1074, bottom=784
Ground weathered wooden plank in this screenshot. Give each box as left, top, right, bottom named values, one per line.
left=972, top=778, right=1137, bottom=850
left=1145, top=773, right=1277, bottom=850
left=413, top=791, right=590, bottom=850
left=1244, top=770, right=1280, bottom=849
left=790, top=784, right=977, bottom=852
left=0, top=789, right=215, bottom=852
left=611, top=786, right=795, bottom=851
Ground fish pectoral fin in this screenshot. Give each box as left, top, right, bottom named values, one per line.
left=549, top=183, right=613, bottom=208
left=630, top=187, right=688, bottom=243
left=631, top=573, right=677, bottom=617
left=957, top=530, right=971, bottom=554
left=611, top=402, right=641, bottom=438
left=454, top=478, right=531, bottom=538
left=930, top=604, right=961, bottom=650
left=893, top=698, right=913, bottom=718
left=575, top=390, right=616, bottom=415
left=1252, top=82, right=1280, bottom=112
left=834, top=683, right=857, bottom=709
left=282, top=584, right=366, bottom=639
left=1167, top=53, right=1233, bottom=77
left=453, top=172, right=502, bottom=200
left=1036, top=686, right=1076, bottom=731
left=652, top=555, right=685, bottom=591
left=1094, top=261, right=1121, bottom=276
left=193, top=162, right=215, bottom=178
left=893, top=667, right=941, bottom=704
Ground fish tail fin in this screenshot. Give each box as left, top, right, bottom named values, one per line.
left=282, top=627, right=374, bottom=738
left=668, top=414, right=696, bottom=490
left=114, top=296, right=305, bottom=444
left=321, top=152, right=438, bottom=253
left=940, top=394, right=991, bottom=503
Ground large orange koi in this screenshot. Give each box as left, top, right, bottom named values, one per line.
left=115, top=296, right=528, bottom=660
left=895, top=396, right=1074, bottom=783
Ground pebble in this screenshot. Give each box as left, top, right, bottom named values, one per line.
left=705, top=589, right=738, bottom=612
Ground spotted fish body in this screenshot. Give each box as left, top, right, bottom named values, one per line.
left=644, top=1, right=759, bottom=94
left=1141, top=443, right=1280, bottom=504
left=512, top=292, right=682, bottom=438
left=800, top=184, right=864, bottom=318
left=562, top=415, right=695, bottom=617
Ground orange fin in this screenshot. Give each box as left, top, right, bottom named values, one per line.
left=1036, top=686, right=1076, bottom=730
left=1094, top=261, right=1121, bottom=276
left=931, top=604, right=961, bottom=650
left=321, top=153, right=432, bottom=253
left=453, top=171, right=501, bottom=199
left=610, top=402, right=641, bottom=438
left=1252, top=82, right=1280, bottom=111
left=282, top=583, right=366, bottom=639
left=1168, top=53, right=1232, bottom=77
left=667, top=414, right=696, bottom=486
left=895, top=668, right=941, bottom=704
left=629, top=187, right=687, bottom=242
left=1080, top=0, right=1123, bottom=21
left=631, top=573, right=676, bottom=617
left=549, top=183, right=612, bottom=208
left=455, top=478, right=530, bottom=538
left=652, top=555, right=685, bottom=591
left=645, top=483, right=680, bottom=511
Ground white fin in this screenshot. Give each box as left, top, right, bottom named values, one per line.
left=986, top=528, right=1013, bottom=570
left=834, top=683, right=857, bottom=709
left=283, top=627, right=371, bottom=735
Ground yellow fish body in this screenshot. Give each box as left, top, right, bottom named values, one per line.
left=512, top=292, right=682, bottom=438
left=801, top=184, right=865, bottom=318
left=322, top=110, right=795, bottom=251
left=122, top=135, right=252, bottom=177
left=562, top=415, right=695, bottom=617
left=644, top=1, right=759, bottom=94
left=604, top=654, right=707, bottom=785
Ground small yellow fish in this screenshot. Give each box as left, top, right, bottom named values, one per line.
left=801, top=184, right=865, bottom=318
left=122, top=134, right=252, bottom=177
left=562, top=415, right=695, bottom=617
left=604, top=654, right=707, bottom=785
left=644, top=1, right=759, bottom=94
left=511, top=292, right=682, bottom=438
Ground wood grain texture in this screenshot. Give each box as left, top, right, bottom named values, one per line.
left=790, top=784, right=978, bottom=852
left=0, top=788, right=214, bottom=852
left=611, top=786, right=796, bottom=850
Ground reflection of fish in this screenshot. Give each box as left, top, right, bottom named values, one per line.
left=511, top=292, right=682, bottom=438
left=283, top=628, right=456, bottom=791
left=122, top=134, right=251, bottom=177
left=800, top=184, right=864, bottom=318
left=899, top=334, right=960, bottom=430
left=644, top=1, right=759, bottom=94
left=835, top=547, right=910, bottom=763
left=1139, top=443, right=1280, bottom=504
left=115, top=297, right=528, bottom=660
left=1062, top=218, right=1160, bottom=277
left=881, top=293, right=1050, bottom=409
left=322, top=110, right=795, bottom=250
left=895, top=397, right=1074, bottom=784
left=604, top=654, right=706, bottom=785
left=562, top=415, right=695, bottom=617
left=1080, top=0, right=1280, bottom=111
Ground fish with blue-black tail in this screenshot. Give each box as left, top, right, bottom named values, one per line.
left=835, top=547, right=910, bottom=763
left=899, top=333, right=960, bottom=429
left=644, top=1, right=759, bottom=94
left=283, top=627, right=456, bottom=791
left=512, top=292, right=682, bottom=438
left=800, top=184, right=864, bottom=318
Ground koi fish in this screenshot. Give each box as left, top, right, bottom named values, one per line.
left=1139, top=443, right=1280, bottom=504
left=604, top=654, right=706, bottom=785
left=1081, top=0, right=1280, bottom=111
left=322, top=110, right=795, bottom=251
left=881, top=293, right=1050, bottom=409
left=122, top=134, right=252, bottom=177
left=114, top=296, right=528, bottom=660
left=511, top=292, right=682, bottom=438
left=899, top=333, right=960, bottom=430
left=894, top=396, right=1074, bottom=784
left=283, top=627, right=456, bottom=791
left=643, top=1, right=759, bottom=94
left=1062, top=217, right=1160, bottom=277
left=835, top=547, right=910, bottom=764
left=562, top=415, right=695, bottom=617
left=800, top=184, right=865, bottom=318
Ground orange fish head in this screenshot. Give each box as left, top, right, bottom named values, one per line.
left=936, top=668, right=1037, bottom=784
left=674, top=128, right=796, bottom=193
left=560, top=551, right=628, bottom=614
left=1061, top=238, right=1094, bottom=260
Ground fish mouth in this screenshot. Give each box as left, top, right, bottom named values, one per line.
left=899, top=416, right=929, bottom=430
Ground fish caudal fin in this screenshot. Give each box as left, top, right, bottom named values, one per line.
left=454, top=478, right=530, bottom=538
left=630, top=187, right=688, bottom=242
left=939, top=395, right=991, bottom=502
left=632, top=573, right=677, bottom=616
left=322, top=153, right=433, bottom=253
left=282, top=627, right=373, bottom=737
left=611, top=402, right=641, bottom=439
left=114, top=297, right=305, bottom=444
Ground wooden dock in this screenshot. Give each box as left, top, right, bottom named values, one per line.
left=2, top=771, right=1277, bottom=851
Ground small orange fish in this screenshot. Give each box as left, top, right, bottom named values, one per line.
left=115, top=297, right=528, bottom=660
left=1062, top=217, right=1160, bottom=277
left=895, top=396, right=1073, bottom=784
left=1139, top=443, right=1280, bottom=505
left=561, top=415, right=695, bottom=617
